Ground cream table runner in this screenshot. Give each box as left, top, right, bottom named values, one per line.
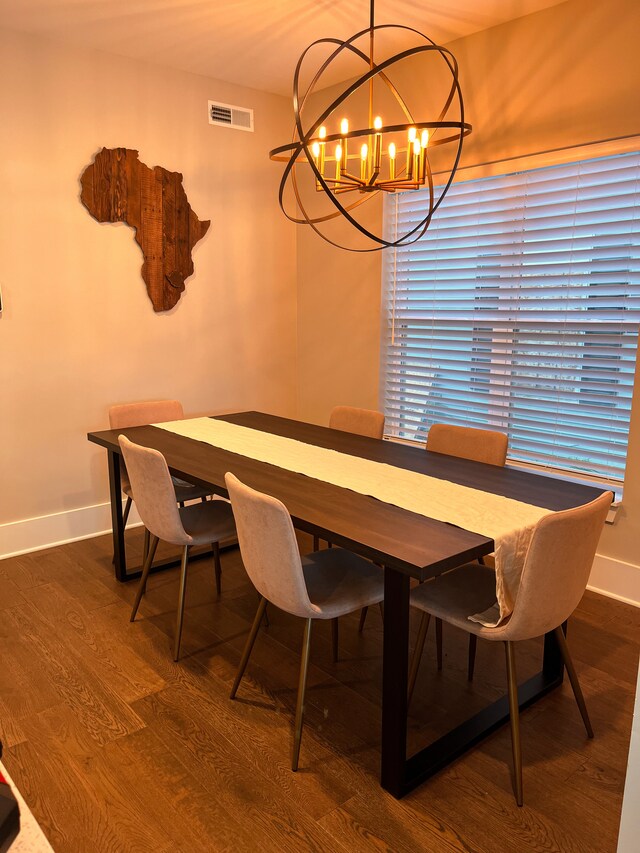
left=155, top=417, right=552, bottom=626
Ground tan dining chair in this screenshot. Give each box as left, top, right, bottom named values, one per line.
left=119, top=436, right=236, bottom=661
left=109, top=400, right=212, bottom=561
left=225, top=472, right=385, bottom=771
left=426, top=422, right=508, bottom=466
left=408, top=490, right=612, bottom=805
left=329, top=405, right=386, bottom=440
left=424, top=422, right=509, bottom=673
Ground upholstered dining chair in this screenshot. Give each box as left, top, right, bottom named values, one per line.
left=225, top=472, right=385, bottom=771
left=424, top=422, right=509, bottom=674
left=109, top=400, right=212, bottom=562
left=329, top=405, right=385, bottom=440
left=119, top=436, right=236, bottom=661
left=408, top=490, right=612, bottom=805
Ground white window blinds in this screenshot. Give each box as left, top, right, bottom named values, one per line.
left=381, top=151, right=640, bottom=480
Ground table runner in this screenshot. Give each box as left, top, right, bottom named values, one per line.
left=155, top=417, right=552, bottom=626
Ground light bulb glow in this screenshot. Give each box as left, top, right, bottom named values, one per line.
left=361, top=144, right=368, bottom=160
left=312, top=142, right=320, bottom=158
left=421, top=129, right=429, bottom=147
left=374, top=116, right=382, bottom=131
left=340, top=118, right=349, bottom=135
left=319, top=126, right=327, bottom=140
left=408, top=127, right=417, bottom=143
left=335, top=144, right=342, bottom=161
left=413, top=138, right=421, bottom=155
left=388, top=142, right=396, bottom=159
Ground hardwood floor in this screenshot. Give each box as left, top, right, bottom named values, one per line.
left=1, top=529, right=637, bottom=852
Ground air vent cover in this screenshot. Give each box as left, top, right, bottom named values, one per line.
left=208, top=100, right=254, bottom=132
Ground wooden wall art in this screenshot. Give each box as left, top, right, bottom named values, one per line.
left=80, top=148, right=210, bottom=312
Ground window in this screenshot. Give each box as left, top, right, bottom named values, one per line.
left=381, top=151, right=640, bottom=481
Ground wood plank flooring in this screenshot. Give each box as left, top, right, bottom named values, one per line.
left=1, top=528, right=638, bottom=852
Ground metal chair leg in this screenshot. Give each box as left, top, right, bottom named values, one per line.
left=173, top=546, right=190, bottom=661
left=505, top=641, right=524, bottom=806
left=407, top=612, right=431, bottom=705
left=142, top=526, right=150, bottom=565
left=358, top=606, right=368, bottom=633
left=212, top=540, right=222, bottom=596
left=331, top=618, right=339, bottom=663
left=230, top=597, right=268, bottom=699
left=312, top=535, right=320, bottom=551
left=292, top=618, right=313, bottom=772
left=468, top=634, right=477, bottom=681
left=436, top=617, right=443, bottom=671
left=130, top=535, right=159, bottom=622
left=554, top=626, right=594, bottom=738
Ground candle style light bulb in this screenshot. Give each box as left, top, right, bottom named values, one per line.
left=339, top=119, right=349, bottom=175
left=388, top=142, right=396, bottom=181
left=374, top=116, right=382, bottom=131
left=334, top=144, right=342, bottom=183
left=360, top=143, right=369, bottom=182
left=408, top=127, right=417, bottom=143
left=413, top=137, right=421, bottom=184
left=421, top=129, right=429, bottom=148
left=312, top=142, right=320, bottom=159
left=319, top=126, right=327, bottom=140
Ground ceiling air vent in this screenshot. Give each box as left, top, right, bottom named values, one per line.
left=208, top=100, right=254, bottom=132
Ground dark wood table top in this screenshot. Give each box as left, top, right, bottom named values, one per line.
left=88, top=411, right=606, bottom=581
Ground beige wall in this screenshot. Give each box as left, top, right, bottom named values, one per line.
left=0, top=28, right=297, bottom=527
left=296, top=0, right=640, bottom=570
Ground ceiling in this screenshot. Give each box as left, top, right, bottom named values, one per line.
left=0, top=1, right=567, bottom=96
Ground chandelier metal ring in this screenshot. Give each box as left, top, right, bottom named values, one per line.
left=270, top=5, right=472, bottom=252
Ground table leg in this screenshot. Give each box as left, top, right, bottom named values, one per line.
left=107, top=450, right=127, bottom=581
left=381, top=566, right=410, bottom=797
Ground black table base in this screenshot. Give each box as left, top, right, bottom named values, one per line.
left=381, top=567, right=565, bottom=799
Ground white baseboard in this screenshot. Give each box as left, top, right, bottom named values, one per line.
left=0, top=501, right=141, bottom=561
left=2, top=505, right=639, bottom=608
left=588, top=553, right=640, bottom=608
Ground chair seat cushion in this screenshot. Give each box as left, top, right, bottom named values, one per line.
left=410, top=564, right=501, bottom=637
left=302, top=549, right=385, bottom=619
left=179, top=499, right=236, bottom=546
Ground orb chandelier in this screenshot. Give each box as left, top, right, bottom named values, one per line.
left=269, top=1, right=472, bottom=252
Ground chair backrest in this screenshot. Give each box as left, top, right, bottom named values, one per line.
left=109, top=400, right=184, bottom=430
left=503, top=491, right=612, bottom=641
left=224, top=473, right=317, bottom=619
left=427, top=423, right=508, bottom=467
left=118, top=436, right=190, bottom=546
left=329, top=406, right=385, bottom=440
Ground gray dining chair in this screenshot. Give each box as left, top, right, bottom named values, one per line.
left=225, top=472, right=385, bottom=771
left=408, top=490, right=612, bottom=805
left=424, top=422, right=509, bottom=675
left=109, top=400, right=212, bottom=562
left=119, top=436, right=236, bottom=661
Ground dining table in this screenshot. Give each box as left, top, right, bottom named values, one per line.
left=87, top=410, right=605, bottom=798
